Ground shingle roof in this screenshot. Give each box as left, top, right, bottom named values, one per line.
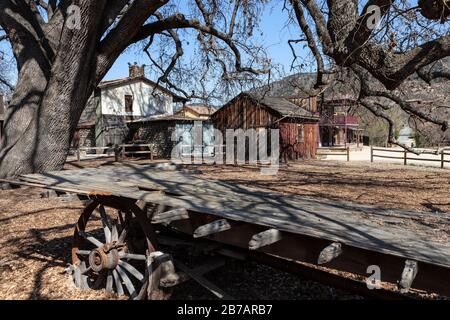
left=245, top=93, right=319, bottom=119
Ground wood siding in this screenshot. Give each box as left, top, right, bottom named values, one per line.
left=279, top=121, right=318, bottom=160
left=288, top=96, right=318, bottom=113
left=212, top=95, right=279, bottom=132
left=212, top=94, right=318, bottom=160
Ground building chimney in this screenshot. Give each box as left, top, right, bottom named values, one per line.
left=128, top=62, right=146, bottom=78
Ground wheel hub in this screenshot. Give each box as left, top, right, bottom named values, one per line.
left=89, top=245, right=120, bottom=272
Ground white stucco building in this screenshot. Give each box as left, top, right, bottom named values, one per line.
left=98, top=73, right=176, bottom=118
left=76, top=64, right=187, bottom=147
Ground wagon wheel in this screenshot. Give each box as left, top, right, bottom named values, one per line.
left=69, top=199, right=173, bottom=300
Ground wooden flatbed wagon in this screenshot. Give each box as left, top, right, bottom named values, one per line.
left=2, top=163, right=450, bottom=299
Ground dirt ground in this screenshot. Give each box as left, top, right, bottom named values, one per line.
left=0, top=159, right=449, bottom=300
left=193, top=161, right=450, bottom=213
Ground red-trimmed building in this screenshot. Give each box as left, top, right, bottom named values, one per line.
left=319, top=97, right=362, bottom=147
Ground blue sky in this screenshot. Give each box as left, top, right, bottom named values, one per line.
left=1, top=2, right=307, bottom=85
left=104, top=2, right=305, bottom=81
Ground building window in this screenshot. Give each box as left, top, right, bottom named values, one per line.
left=297, top=124, right=304, bottom=143
left=125, top=95, right=133, bottom=113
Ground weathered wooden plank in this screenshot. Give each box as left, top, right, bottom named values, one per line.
left=249, top=229, right=283, bottom=250
left=151, top=208, right=190, bottom=224
left=193, top=219, right=232, bottom=238
left=167, top=214, right=450, bottom=297
left=13, top=166, right=450, bottom=269
left=14, top=170, right=448, bottom=270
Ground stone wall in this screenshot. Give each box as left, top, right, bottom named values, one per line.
left=73, top=127, right=95, bottom=148
left=100, top=115, right=130, bottom=146
left=128, top=120, right=177, bottom=159
left=79, top=127, right=95, bottom=148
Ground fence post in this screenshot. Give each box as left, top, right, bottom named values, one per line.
left=404, top=149, right=407, bottom=166
left=77, top=148, right=81, bottom=163
left=346, top=147, right=350, bottom=162
left=370, top=146, right=374, bottom=163
left=441, top=152, right=445, bottom=169
left=114, top=144, right=120, bottom=162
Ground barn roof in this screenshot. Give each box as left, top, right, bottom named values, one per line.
left=238, top=93, right=319, bottom=120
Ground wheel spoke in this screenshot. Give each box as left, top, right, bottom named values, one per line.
left=118, top=260, right=144, bottom=282
left=78, top=231, right=103, bottom=248
left=106, top=271, right=114, bottom=293
left=116, top=265, right=137, bottom=298
left=81, top=266, right=92, bottom=275
left=79, top=262, right=90, bottom=289
left=112, top=269, right=124, bottom=296
left=111, top=224, right=119, bottom=242
left=98, top=205, right=112, bottom=243
left=72, top=202, right=159, bottom=300
left=119, top=252, right=147, bottom=261
left=73, top=265, right=82, bottom=288
left=76, top=250, right=91, bottom=256
left=118, top=210, right=125, bottom=226
left=118, top=227, right=128, bottom=243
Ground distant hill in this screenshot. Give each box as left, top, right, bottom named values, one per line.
left=255, top=67, right=450, bottom=107
left=254, top=62, right=450, bottom=147
left=254, top=72, right=359, bottom=101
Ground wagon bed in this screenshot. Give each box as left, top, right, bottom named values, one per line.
left=3, top=163, right=450, bottom=298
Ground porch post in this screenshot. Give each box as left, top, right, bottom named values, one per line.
left=357, top=130, right=360, bottom=148
left=344, top=125, right=347, bottom=148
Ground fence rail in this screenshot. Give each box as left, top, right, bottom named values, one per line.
left=371, top=146, right=450, bottom=169
left=317, top=147, right=350, bottom=162
left=72, top=144, right=153, bottom=163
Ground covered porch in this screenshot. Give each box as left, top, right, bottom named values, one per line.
left=319, top=114, right=363, bottom=148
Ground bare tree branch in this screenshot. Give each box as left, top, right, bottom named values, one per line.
left=289, top=0, right=450, bottom=90
left=289, top=1, right=328, bottom=89
left=133, top=14, right=269, bottom=76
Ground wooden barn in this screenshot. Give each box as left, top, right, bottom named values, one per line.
left=212, top=92, right=319, bottom=161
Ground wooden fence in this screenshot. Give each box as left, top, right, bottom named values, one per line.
left=73, top=144, right=153, bottom=163
left=371, top=146, right=450, bottom=169
left=317, top=147, right=350, bottom=162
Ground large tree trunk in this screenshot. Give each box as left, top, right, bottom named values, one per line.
left=0, top=1, right=167, bottom=178
left=0, top=68, right=94, bottom=178
left=0, top=1, right=105, bottom=179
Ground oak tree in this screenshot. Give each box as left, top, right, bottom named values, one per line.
left=0, top=0, right=268, bottom=177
